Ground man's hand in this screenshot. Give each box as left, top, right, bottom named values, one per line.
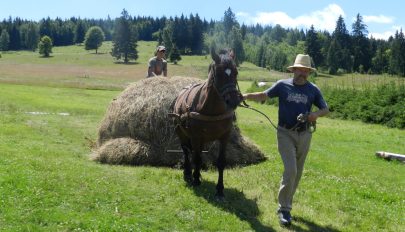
left=308, top=108, right=330, bottom=122
left=243, top=92, right=267, bottom=102
left=307, top=113, right=318, bottom=122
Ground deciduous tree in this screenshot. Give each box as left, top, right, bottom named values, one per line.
left=84, top=26, right=105, bottom=54
left=38, top=35, right=52, bottom=57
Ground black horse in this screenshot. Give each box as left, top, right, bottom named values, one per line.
left=170, top=48, right=242, bottom=198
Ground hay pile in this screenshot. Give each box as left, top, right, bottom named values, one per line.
left=91, top=76, right=266, bottom=167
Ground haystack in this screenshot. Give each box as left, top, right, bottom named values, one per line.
left=91, top=76, right=266, bottom=167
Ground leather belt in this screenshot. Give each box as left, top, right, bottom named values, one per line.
left=279, top=123, right=308, bottom=132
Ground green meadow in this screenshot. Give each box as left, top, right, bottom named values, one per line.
left=0, top=41, right=404, bottom=231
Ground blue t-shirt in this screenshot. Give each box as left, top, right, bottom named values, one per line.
left=264, top=78, right=328, bottom=127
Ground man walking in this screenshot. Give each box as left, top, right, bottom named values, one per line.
left=243, top=54, right=329, bottom=226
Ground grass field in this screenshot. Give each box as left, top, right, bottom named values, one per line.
left=0, top=41, right=404, bottom=231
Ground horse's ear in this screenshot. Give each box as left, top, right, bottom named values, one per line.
left=211, top=47, right=220, bottom=64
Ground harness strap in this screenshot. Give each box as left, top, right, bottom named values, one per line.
left=168, top=111, right=235, bottom=122
left=168, top=110, right=234, bottom=139
left=182, top=111, right=234, bottom=121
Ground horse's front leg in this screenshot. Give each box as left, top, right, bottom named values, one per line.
left=175, top=126, right=192, bottom=183
left=216, top=137, right=228, bottom=198
left=181, top=143, right=192, bottom=183
left=191, top=139, right=203, bottom=186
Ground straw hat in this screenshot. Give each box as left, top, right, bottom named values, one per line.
left=156, top=45, right=166, bottom=52
left=154, top=45, right=166, bottom=55
left=287, top=54, right=316, bottom=71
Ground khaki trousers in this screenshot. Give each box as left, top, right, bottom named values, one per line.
left=277, top=126, right=312, bottom=212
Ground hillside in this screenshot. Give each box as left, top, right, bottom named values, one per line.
left=0, top=41, right=404, bottom=231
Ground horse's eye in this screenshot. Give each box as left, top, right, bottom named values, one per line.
left=225, top=69, right=231, bottom=76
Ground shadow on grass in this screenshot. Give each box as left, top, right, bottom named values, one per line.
left=191, top=180, right=275, bottom=232
left=290, top=216, right=341, bottom=232
left=113, top=61, right=139, bottom=65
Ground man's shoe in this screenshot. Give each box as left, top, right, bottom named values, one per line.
left=277, top=210, right=292, bottom=226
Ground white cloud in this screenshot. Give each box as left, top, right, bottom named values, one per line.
left=363, top=15, right=394, bottom=24
left=369, top=31, right=394, bottom=40
left=236, top=12, right=250, bottom=18
left=236, top=4, right=399, bottom=41
left=237, top=4, right=345, bottom=31
left=369, top=25, right=404, bottom=40
left=391, top=25, right=404, bottom=31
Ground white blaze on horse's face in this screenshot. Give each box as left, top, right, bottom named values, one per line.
left=225, top=68, right=232, bottom=77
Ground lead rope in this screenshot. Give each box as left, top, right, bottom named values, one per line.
left=236, top=82, right=278, bottom=130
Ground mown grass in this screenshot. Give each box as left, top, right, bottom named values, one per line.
left=0, top=41, right=276, bottom=90
left=0, top=42, right=404, bottom=231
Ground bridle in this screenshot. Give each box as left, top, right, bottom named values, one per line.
left=209, top=61, right=241, bottom=102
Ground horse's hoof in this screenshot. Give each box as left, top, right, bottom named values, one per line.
left=183, top=175, right=193, bottom=184
left=192, top=179, right=201, bottom=186
left=215, top=194, right=225, bottom=202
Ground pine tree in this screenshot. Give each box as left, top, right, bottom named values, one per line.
left=305, top=25, right=323, bottom=67
left=256, top=42, right=266, bottom=68
left=328, top=15, right=352, bottom=73
left=286, top=28, right=300, bottom=46
left=190, top=14, right=204, bottom=55
left=162, top=20, right=174, bottom=55
left=39, top=17, right=53, bottom=38
left=270, top=24, right=286, bottom=43
left=74, top=20, right=86, bottom=44
left=0, top=29, right=10, bottom=51
left=229, top=26, right=245, bottom=65
left=169, top=44, right=181, bottom=64
left=110, top=9, right=138, bottom=63
left=334, top=15, right=351, bottom=49
left=9, top=24, right=21, bottom=50
left=327, top=38, right=341, bottom=74
left=26, top=22, right=39, bottom=51
left=389, top=29, right=405, bottom=76
left=352, top=13, right=371, bottom=73
left=176, top=14, right=189, bottom=53
left=223, top=7, right=237, bottom=35
left=372, top=46, right=389, bottom=74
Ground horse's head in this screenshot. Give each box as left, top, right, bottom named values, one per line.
left=209, top=48, right=242, bottom=110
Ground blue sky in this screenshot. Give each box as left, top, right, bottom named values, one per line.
left=2, top=0, right=403, bottom=40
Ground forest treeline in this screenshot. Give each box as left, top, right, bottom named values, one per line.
left=1, top=8, right=404, bottom=76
